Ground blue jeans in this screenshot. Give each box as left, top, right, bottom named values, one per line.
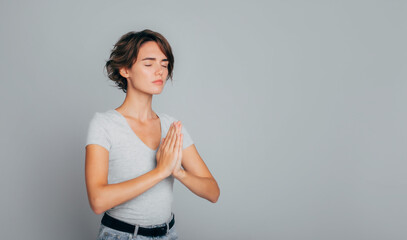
left=96, top=217, right=178, bottom=240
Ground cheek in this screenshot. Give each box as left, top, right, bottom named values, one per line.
left=163, top=68, right=169, bottom=76
left=135, top=67, right=153, bottom=78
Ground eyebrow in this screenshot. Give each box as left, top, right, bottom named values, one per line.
left=141, top=57, right=168, bottom=62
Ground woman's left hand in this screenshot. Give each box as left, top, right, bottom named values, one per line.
left=171, top=122, right=184, bottom=179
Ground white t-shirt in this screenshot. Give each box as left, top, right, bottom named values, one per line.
left=85, top=109, right=193, bottom=226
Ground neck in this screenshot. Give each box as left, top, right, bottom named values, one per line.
left=116, top=88, right=156, bottom=122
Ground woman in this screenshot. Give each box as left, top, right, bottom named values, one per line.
left=85, top=29, right=220, bottom=240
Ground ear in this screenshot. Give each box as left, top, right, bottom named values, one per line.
left=119, top=67, right=129, bottom=78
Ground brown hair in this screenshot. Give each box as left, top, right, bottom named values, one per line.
left=104, top=29, right=174, bottom=93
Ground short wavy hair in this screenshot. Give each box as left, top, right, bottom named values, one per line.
left=105, top=29, right=174, bottom=93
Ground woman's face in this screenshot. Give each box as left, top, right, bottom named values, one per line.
left=120, top=41, right=169, bottom=95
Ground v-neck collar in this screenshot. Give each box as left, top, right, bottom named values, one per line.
left=112, top=109, right=162, bottom=152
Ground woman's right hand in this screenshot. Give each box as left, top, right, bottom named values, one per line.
left=155, top=121, right=181, bottom=178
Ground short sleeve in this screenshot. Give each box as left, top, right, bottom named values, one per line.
left=85, top=112, right=112, bottom=152
left=181, top=124, right=194, bottom=150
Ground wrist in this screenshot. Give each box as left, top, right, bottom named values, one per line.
left=155, top=167, right=170, bottom=180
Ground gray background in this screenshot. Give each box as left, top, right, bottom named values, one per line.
left=1, top=0, right=406, bottom=239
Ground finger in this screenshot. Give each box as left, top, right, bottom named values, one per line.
left=175, top=135, right=180, bottom=155
left=175, top=121, right=180, bottom=132
left=175, top=132, right=181, bottom=151
left=159, top=137, right=164, bottom=151
left=175, top=147, right=181, bottom=169
left=179, top=133, right=183, bottom=153
left=171, top=136, right=179, bottom=164
left=173, top=141, right=180, bottom=165
left=173, top=123, right=182, bottom=151
left=167, top=123, right=177, bottom=150
left=169, top=130, right=178, bottom=151
left=164, top=123, right=175, bottom=149
left=166, top=122, right=176, bottom=138
left=176, top=134, right=183, bottom=168
left=167, top=121, right=179, bottom=151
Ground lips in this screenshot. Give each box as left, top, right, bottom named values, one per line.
left=153, top=80, right=163, bottom=84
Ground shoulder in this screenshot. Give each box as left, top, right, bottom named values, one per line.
left=88, top=109, right=117, bottom=127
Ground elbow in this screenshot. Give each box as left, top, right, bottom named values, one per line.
left=92, top=206, right=104, bottom=215
left=88, top=185, right=108, bottom=215
left=209, top=197, right=219, bottom=203
left=90, top=197, right=105, bottom=215
left=209, top=186, right=220, bottom=203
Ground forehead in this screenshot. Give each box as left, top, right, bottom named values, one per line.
left=137, top=41, right=166, bottom=59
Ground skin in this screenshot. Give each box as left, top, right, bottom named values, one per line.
left=85, top=41, right=220, bottom=215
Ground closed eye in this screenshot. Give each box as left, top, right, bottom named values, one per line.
left=144, top=65, right=168, bottom=68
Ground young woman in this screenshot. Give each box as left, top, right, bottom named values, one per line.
left=85, top=29, right=220, bottom=240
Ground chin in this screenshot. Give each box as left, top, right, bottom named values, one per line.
left=151, top=89, right=164, bottom=95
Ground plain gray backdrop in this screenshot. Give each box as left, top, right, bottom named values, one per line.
left=1, top=0, right=406, bottom=239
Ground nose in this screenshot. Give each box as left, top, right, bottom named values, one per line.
left=156, top=66, right=163, bottom=75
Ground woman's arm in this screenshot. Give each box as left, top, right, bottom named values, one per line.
left=174, top=144, right=220, bottom=203
left=85, top=144, right=168, bottom=215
